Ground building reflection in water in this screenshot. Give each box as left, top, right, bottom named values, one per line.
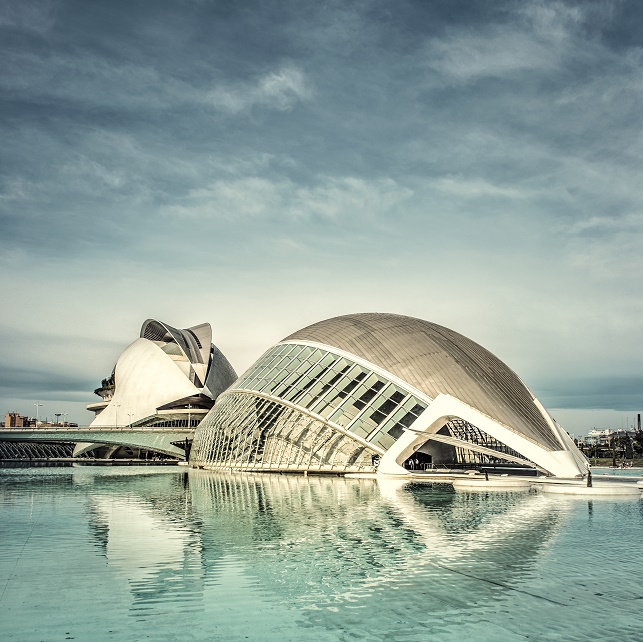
left=190, top=473, right=568, bottom=609
left=86, top=472, right=205, bottom=617
left=86, top=470, right=570, bottom=625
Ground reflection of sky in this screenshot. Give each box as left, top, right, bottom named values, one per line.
left=1, top=467, right=642, bottom=641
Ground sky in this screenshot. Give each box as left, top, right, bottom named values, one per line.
left=1, top=0, right=642, bottom=435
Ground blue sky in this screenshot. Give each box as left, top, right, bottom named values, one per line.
left=1, top=0, right=642, bottom=434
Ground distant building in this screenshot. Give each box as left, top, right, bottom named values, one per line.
left=77, top=318, right=237, bottom=457
left=3, top=413, right=76, bottom=429
left=584, top=428, right=636, bottom=446
left=4, top=412, right=32, bottom=428
left=584, top=428, right=614, bottom=446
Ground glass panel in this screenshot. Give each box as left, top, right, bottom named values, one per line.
left=349, top=418, right=371, bottom=439
left=288, top=345, right=306, bottom=357
left=329, top=358, right=349, bottom=374
left=363, top=413, right=381, bottom=431
left=332, top=370, right=367, bottom=401
left=398, top=411, right=417, bottom=428
left=374, top=432, right=396, bottom=450
left=319, top=353, right=336, bottom=368
left=369, top=410, right=387, bottom=426
left=302, top=380, right=328, bottom=402
left=304, top=363, right=324, bottom=380
left=330, top=409, right=353, bottom=428
left=278, top=344, right=296, bottom=357
left=282, top=376, right=313, bottom=402
left=260, top=367, right=291, bottom=393
left=296, top=392, right=314, bottom=408
left=388, top=424, right=405, bottom=439
left=308, top=366, right=352, bottom=413
left=317, top=403, right=337, bottom=419
left=298, top=346, right=314, bottom=360
left=374, top=396, right=398, bottom=417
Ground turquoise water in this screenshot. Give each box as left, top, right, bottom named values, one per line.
left=592, top=466, right=643, bottom=478
left=1, top=467, right=641, bottom=641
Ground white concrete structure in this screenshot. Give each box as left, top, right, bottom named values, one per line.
left=191, top=313, right=588, bottom=478
left=378, top=394, right=587, bottom=478
left=77, top=319, right=236, bottom=457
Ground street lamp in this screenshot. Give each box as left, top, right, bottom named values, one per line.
left=114, top=402, right=121, bottom=427
left=187, top=403, right=192, bottom=429
left=34, top=402, right=42, bottom=428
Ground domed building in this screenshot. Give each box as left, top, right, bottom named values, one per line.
left=79, top=319, right=237, bottom=457
left=190, top=313, right=587, bottom=478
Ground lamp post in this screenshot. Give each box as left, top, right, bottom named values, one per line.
left=187, top=403, right=192, bottom=429
left=114, top=402, right=121, bottom=428
left=34, top=402, right=42, bottom=428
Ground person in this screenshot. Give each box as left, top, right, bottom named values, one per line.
left=586, top=468, right=592, bottom=488
left=414, top=457, right=420, bottom=470
left=408, top=458, right=414, bottom=470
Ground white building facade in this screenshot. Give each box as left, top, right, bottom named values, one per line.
left=190, top=313, right=588, bottom=478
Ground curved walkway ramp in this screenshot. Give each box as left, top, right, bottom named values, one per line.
left=0, top=427, right=193, bottom=458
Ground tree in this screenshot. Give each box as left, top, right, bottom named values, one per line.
left=624, top=435, right=634, bottom=460
left=633, top=431, right=643, bottom=457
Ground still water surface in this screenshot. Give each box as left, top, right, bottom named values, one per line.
left=0, top=467, right=641, bottom=641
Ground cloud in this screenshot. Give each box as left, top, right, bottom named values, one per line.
left=1, top=43, right=311, bottom=117
left=562, top=212, right=643, bottom=279
left=0, top=0, right=55, bottom=34
left=536, top=375, right=643, bottom=411
left=207, top=65, right=312, bottom=113
left=424, top=1, right=589, bottom=82
left=0, top=365, right=92, bottom=400
left=426, top=30, right=559, bottom=81
left=432, top=176, right=534, bottom=200
left=161, top=175, right=413, bottom=222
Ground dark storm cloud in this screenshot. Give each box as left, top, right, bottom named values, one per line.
left=3, top=0, right=641, bottom=255
left=535, top=376, right=643, bottom=411
left=0, top=364, right=93, bottom=401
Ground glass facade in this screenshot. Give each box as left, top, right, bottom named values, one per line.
left=190, top=342, right=428, bottom=471
left=189, top=393, right=377, bottom=471
left=442, top=419, right=529, bottom=466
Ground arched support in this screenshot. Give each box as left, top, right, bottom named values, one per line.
left=377, top=394, right=586, bottom=478
left=73, top=442, right=105, bottom=457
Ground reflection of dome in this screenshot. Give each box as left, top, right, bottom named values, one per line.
left=188, top=471, right=566, bottom=608
left=191, top=313, right=587, bottom=477
left=79, top=319, right=236, bottom=457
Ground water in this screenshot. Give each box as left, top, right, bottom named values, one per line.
left=1, top=467, right=641, bottom=641
left=592, top=466, right=643, bottom=478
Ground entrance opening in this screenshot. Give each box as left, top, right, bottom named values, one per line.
left=409, top=419, right=538, bottom=475
left=403, top=452, right=432, bottom=471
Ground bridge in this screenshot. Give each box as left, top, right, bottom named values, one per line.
left=0, top=427, right=195, bottom=458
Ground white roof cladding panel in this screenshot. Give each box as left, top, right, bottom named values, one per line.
left=284, top=313, right=562, bottom=451
left=90, top=338, right=199, bottom=427
left=140, top=319, right=204, bottom=364
left=187, top=323, right=213, bottom=366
